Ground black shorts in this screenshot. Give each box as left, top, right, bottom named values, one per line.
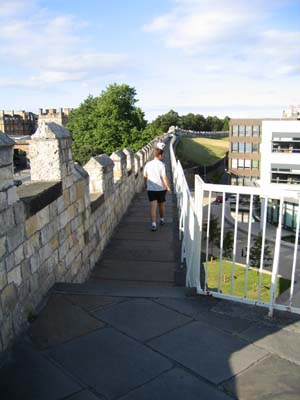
left=147, top=190, right=167, bottom=203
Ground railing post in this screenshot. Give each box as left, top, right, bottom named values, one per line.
left=194, top=176, right=203, bottom=292
left=269, top=197, right=284, bottom=317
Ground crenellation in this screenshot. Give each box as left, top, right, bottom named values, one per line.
left=0, top=120, right=167, bottom=353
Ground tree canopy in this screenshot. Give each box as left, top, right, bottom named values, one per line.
left=67, top=84, right=150, bottom=165
left=67, top=83, right=230, bottom=165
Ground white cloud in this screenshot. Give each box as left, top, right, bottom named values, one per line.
left=0, top=4, right=128, bottom=89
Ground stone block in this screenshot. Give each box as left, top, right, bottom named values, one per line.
left=0, top=191, right=7, bottom=211
left=14, top=244, right=24, bottom=265
left=0, top=236, right=6, bottom=258
left=0, top=144, right=14, bottom=166
left=0, top=283, right=17, bottom=313
left=111, top=150, right=126, bottom=182
left=48, top=202, right=58, bottom=220
left=24, top=232, right=40, bottom=258
left=36, top=206, right=50, bottom=229
left=7, top=265, right=22, bottom=286
left=7, top=225, right=25, bottom=253
left=50, top=236, right=59, bottom=252
left=39, top=243, right=52, bottom=264
left=21, top=259, right=31, bottom=281
left=0, top=207, right=15, bottom=236
left=30, top=253, right=40, bottom=274
left=58, top=239, right=69, bottom=261
left=0, top=263, right=7, bottom=291
left=25, top=214, right=39, bottom=238
left=63, top=189, right=70, bottom=208
left=123, top=148, right=135, bottom=173
left=0, top=165, right=13, bottom=181
left=56, top=196, right=65, bottom=214
left=7, top=186, right=18, bottom=205
left=58, top=223, right=71, bottom=244
left=13, top=201, right=25, bottom=225
left=40, top=221, right=57, bottom=245
left=76, top=180, right=87, bottom=199
left=69, top=185, right=77, bottom=203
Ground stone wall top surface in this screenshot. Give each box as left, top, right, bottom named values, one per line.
left=0, top=132, right=15, bottom=147
left=32, top=122, right=70, bottom=140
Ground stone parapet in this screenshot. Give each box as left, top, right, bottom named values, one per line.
left=0, top=122, right=162, bottom=353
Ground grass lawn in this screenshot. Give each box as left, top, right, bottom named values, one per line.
left=176, top=136, right=229, bottom=166
left=206, top=260, right=291, bottom=303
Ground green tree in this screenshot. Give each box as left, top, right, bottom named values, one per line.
left=222, top=231, right=233, bottom=259
left=204, top=216, right=221, bottom=257
left=152, top=109, right=180, bottom=132
left=67, top=84, right=147, bottom=165
left=250, top=233, right=272, bottom=269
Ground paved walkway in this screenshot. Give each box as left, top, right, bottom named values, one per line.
left=1, top=144, right=300, bottom=399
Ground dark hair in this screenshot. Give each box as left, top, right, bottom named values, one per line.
left=154, top=148, right=164, bottom=157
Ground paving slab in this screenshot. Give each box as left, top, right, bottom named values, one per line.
left=119, top=367, right=232, bottom=400
left=102, top=240, right=177, bottom=262
left=92, top=259, right=176, bottom=283
left=211, top=299, right=268, bottom=321
left=47, top=328, right=172, bottom=400
left=149, top=320, right=268, bottom=384
left=155, top=296, right=220, bottom=316
left=0, top=343, right=81, bottom=400
left=64, top=294, right=122, bottom=312
left=67, top=390, right=105, bottom=400
left=239, top=322, right=300, bottom=365
left=93, top=298, right=192, bottom=341
left=223, top=354, right=300, bottom=400
left=155, top=297, right=253, bottom=334
left=28, top=294, right=105, bottom=350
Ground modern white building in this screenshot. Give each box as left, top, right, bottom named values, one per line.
left=260, top=120, right=300, bottom=231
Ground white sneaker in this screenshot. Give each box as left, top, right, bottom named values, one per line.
left=151, top=223, right=157, bottom=231
left=160, top=218, right=165, bottom=225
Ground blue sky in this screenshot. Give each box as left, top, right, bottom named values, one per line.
left=0, top=0, right=299, bottom=121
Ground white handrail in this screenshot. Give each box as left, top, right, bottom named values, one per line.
left=169, top=133, right=300, bottom=315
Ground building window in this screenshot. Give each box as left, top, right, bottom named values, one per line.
left=244, top=159, right=251, bottom=168
left=245, top=126, right=252, bottom=136
left=238, top=159, right=244, bottom=168
left=238, top=176, right=244, bottom=185
left=252, top=160, right=259, bottom=168
left=232, top=143, right=238, bottom=152
left=245, top=143, right=251, bottom=153
left=253, top=126, right=260, bottom=136
left=232, top=159, right=237, bottom=168
left=252, top=143, right=258, bottom=152
left=238, top=143, right=245, bottom=152
left=232, top=126, right=238, bottom=136
left=239, top=125, right=245, bottom=136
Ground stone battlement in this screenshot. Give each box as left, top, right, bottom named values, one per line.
left=0, top=123, right=166, bottom=353
left=38, top=108, right=73, bottom=127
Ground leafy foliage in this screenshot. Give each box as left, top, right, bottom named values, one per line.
left=151, top=110, right=229, bottom=133
left=250, top=233, right=273, bottom=269
left=67, top=84, right=148, bottom=165
left=204, top=216, right=221, bottom=257
left=217, top=231, right=234, bottom=259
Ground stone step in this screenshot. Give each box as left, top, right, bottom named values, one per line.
left=101, top=240, right=178, bottom=262
left=114, top=225, right=175, bottom=241
left=52, top=282, right=189, bottom=298
left=91, top=259, right=177, bottom=282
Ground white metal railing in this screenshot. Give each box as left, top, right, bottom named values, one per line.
left=170, top=134, right=300, bottom=316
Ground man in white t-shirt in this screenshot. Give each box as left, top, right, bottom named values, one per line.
left=143, top=145, right=171, bottom=231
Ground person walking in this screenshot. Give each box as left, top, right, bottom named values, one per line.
left=143, top=143, right=172, bottom=231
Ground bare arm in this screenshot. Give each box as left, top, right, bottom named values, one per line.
left=163, top=175, right=171, bottom=193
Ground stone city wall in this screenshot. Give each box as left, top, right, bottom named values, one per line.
left=0, top=122, right=167, bottom=353
left=175, top=128, right=229, bottom=138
